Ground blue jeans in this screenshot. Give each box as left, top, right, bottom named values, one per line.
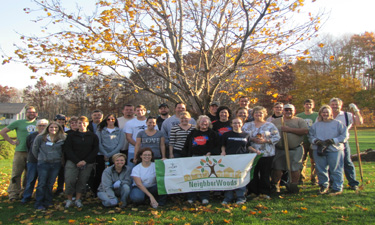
left=314, top=150, right=344, bottom=191
left=223, top=186, right=246, bottom=203
left=127, top=152, right=135, bottom=168
left=97, top=184, right=131, bottom=207
left=130, top=185, right=166, bottom=205
left=22, top=162, right=38, bottom=203
left=35, top=162, right=61, bottom=208
left=343, top=142, right=360, bottom=186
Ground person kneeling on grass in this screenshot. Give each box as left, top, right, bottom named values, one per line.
left=97, top=153, right=131, bottom=208
left=130, top=148, right=166, bottom=208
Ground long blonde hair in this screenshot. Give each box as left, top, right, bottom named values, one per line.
left=317, top=105, right=334, bottom=122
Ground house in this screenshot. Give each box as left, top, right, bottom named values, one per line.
left=0, top=103, right=27, bottom=125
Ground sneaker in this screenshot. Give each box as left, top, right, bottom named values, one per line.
left=75, top=199, right=83, bottom=208
left=221, top=201, right=228, bottom=205
left=54, top=189, right=64, bottom=196
left=201, top=199, right=209, bottom=205
left=187, top=200, right=194, bottom=204
left=329, top=190, right=343, bottom=196
left=236, top=200, right=246, bottom=205
left=65, top=200, right=74, bottom=208
left=350, top=185, right=358, bottom=191
left=319, top=186, right=329, bottom=195
left=36, top=206, right=46, bottom=210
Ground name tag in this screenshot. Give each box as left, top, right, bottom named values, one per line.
left=46, top=141, right=53, bottom=146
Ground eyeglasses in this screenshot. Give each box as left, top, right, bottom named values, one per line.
left=107, top=118, right=115, bottom=121
left=284, top=109, right=293, bottom=112
left=38, top=125, right=47, bottom=127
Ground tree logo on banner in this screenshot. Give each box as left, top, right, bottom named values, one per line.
left=195, top=157, right=225, bottom=178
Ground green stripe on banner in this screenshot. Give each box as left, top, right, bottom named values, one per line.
left=249, top=153, right=263, bottom=180
left=155, top=159, right=167, bottom=195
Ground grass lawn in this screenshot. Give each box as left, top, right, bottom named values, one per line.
left=0, top=161, right=373, bottom=224
left=348, top=129, right=374, bottom=154
left=0, top=125, right=17, bottom=140
left=0, top=128, right=373, bottom=224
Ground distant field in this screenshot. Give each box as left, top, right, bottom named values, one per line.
left=348, top=129, right=375, bottom=154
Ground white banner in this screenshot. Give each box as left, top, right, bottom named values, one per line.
left=156, top=154, right=260, bottom=195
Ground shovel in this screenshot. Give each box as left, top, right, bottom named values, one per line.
left=351, top=111, right=364, bottom=187
left=281, top=117, right=299, bottom=193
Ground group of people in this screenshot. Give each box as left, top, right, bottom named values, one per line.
left=0, top=96, right=363, bottom=209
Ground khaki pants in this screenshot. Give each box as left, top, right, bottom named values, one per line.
left=8, top=151, right=27, bottom=199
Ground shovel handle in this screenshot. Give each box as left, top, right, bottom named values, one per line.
left=352, top=111, right=364, bottom=185
left=281, top=117, right=293, bottom=182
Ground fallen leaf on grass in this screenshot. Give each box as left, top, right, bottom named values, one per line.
left=68, top=219, right=76, bottom=224
left=223, top=209, right=232, bottom=214
left=19, top=219, right=32, bottom=224
left=223, top=219, right=231, bottom=223
left=249, top=211, right=257, bottom=215
left=297, top=215, right=303, bottom=218
left=300, top=207, right=308, bottom=210
left=96, top=218, right=106, bottom=222
left=282, top=210, right=288, bottom=214
left=241, top=206, right=247, bottom=211
left=262, top=217, right=272, bottom=221
left=131, top=208, right=138, bottom=211
left=355, top=205, right=368, bottom=211
left=337, top=216, right=349, bottom=222
left=107, top=210, right=115, bottom=214
left=331, top=206, right=345, bottom=210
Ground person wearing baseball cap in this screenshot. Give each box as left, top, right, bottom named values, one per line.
left=271, top=103, right=309, bottom=193
left=157, top=103, right=170, bottom=130
left=207, top=101, right=219, bottom=123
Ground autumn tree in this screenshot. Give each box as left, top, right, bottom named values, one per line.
left=23, top=80, right=68, bottom=119
left=65, top=74, right=135, bottom=116
left=11, top=0, right=322, bottom=115
left=0, top=85, right=21, bottom=103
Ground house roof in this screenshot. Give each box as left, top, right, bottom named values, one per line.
left=0, top=103, right=27, bottom=114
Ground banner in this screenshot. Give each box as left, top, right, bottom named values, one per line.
left=155, top=154, right=261, bottom=195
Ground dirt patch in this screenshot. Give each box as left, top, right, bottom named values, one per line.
left=352, top=149, right=375, bottom=162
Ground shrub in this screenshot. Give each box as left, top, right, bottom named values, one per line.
left=0, top=141, right=14, bottom=160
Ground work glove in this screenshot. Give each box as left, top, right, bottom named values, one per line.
left=349, top=103, right=360, bottom=112
left=113, top=180, right=121, bottom=189
left=314, top=139, right=324, bottom=146
left=317, top=145, right=328, bottom=156
left=324, top=139, right=335, bottom=145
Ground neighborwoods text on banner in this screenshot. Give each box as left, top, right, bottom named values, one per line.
left=156, top=154, right=261, bottom=195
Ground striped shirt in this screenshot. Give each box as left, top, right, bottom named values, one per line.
left=169, top=124, right=195, bottom=152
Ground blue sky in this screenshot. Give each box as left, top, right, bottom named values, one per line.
left=1, top=0, right=374, bottom=89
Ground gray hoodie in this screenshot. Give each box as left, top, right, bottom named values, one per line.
left=97, top=127, right=125, bottom=158
left=32, top=134, right=64, bottom=163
